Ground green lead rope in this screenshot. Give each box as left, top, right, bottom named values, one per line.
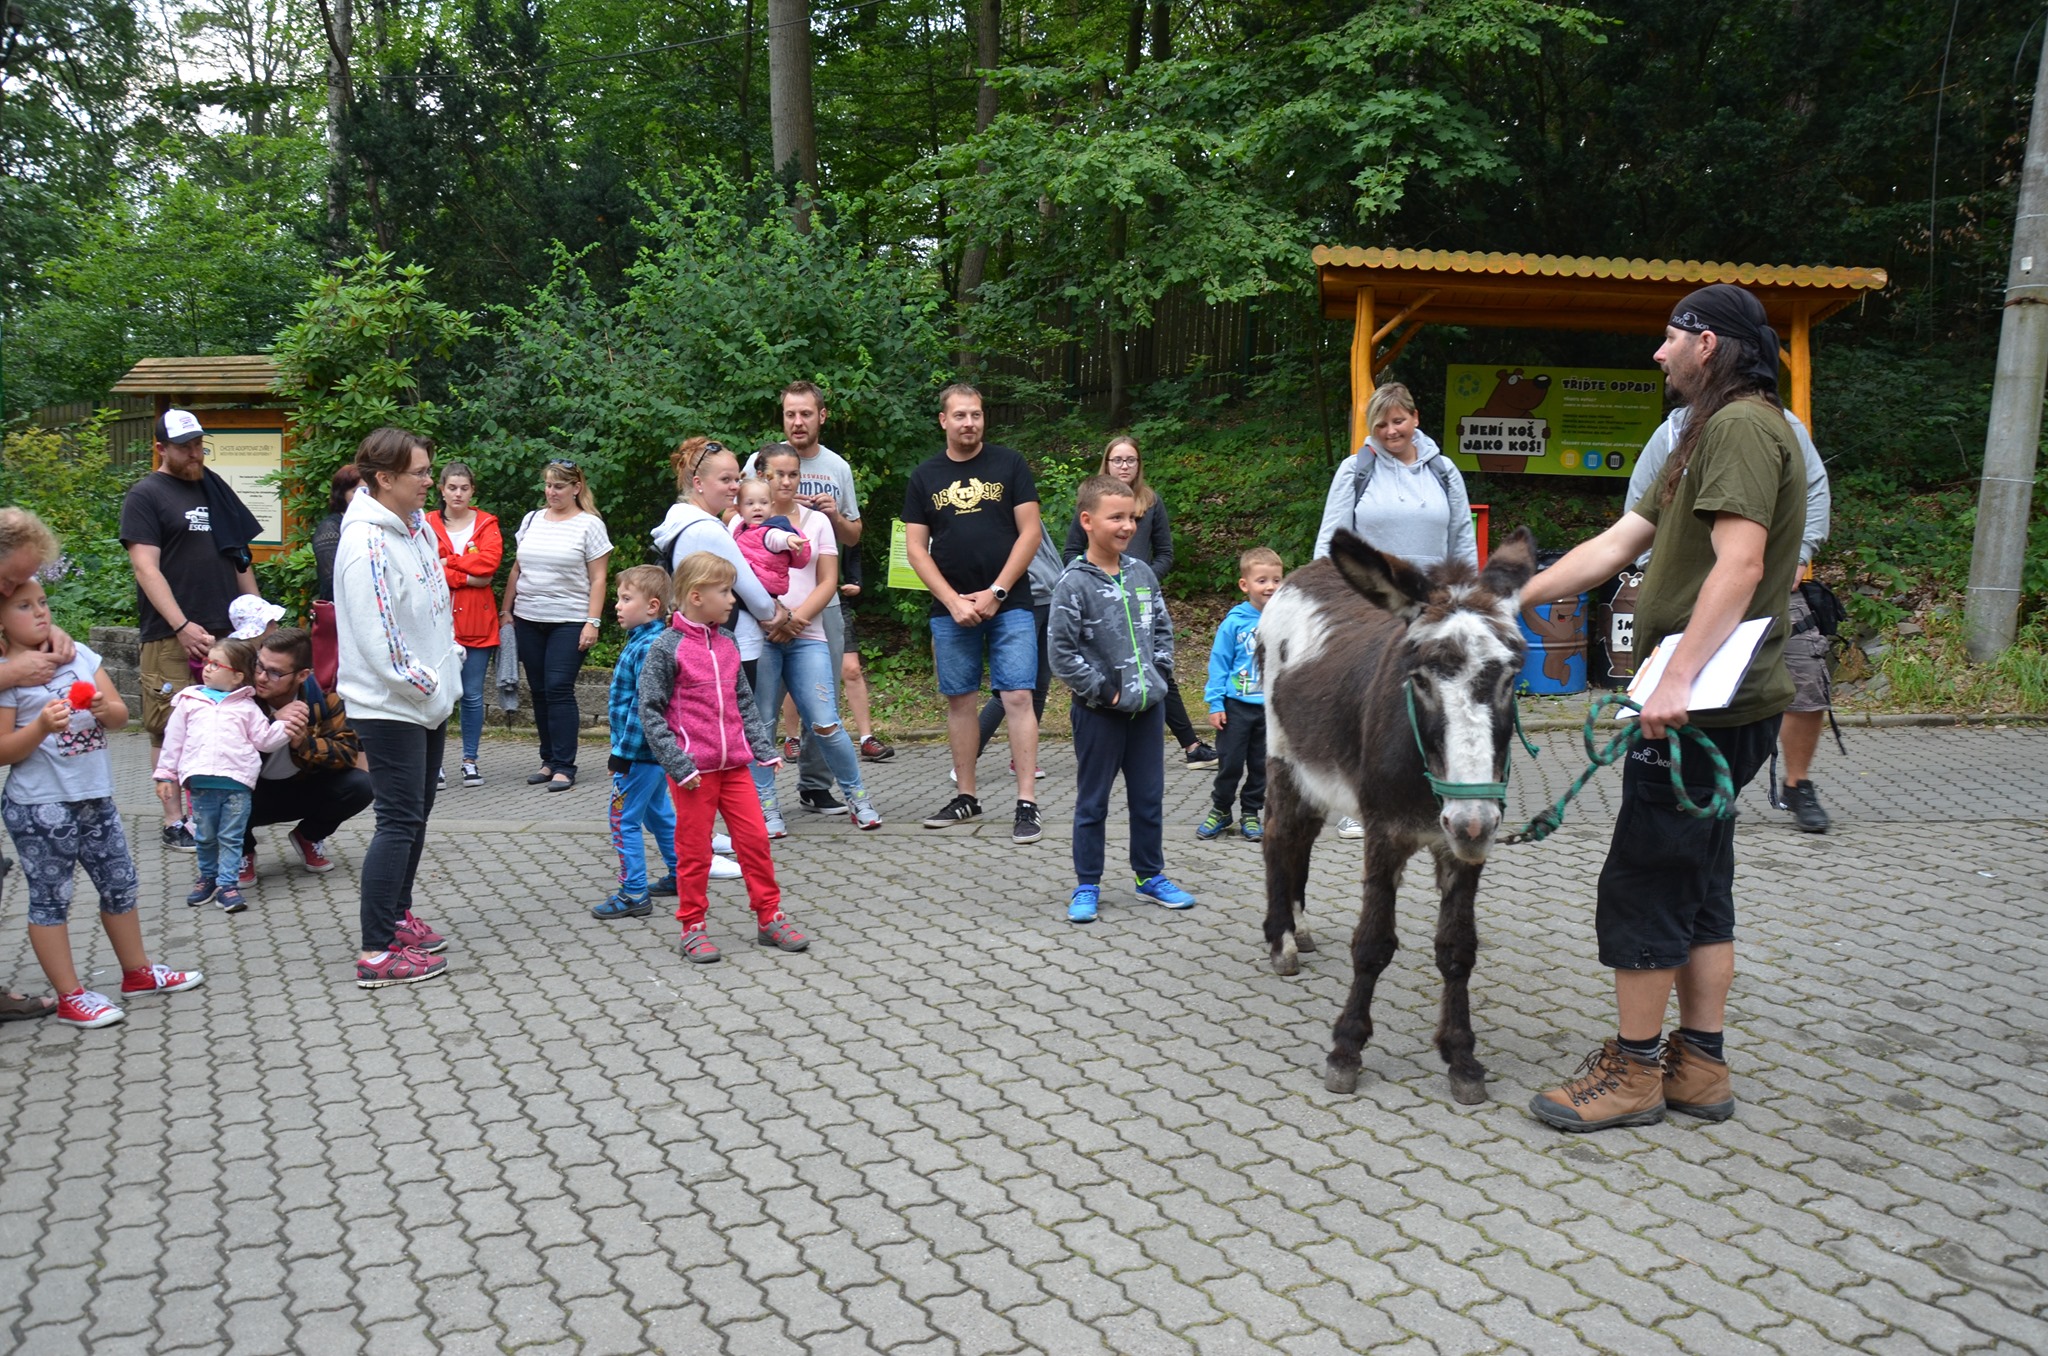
left=1497, top=693, right=1736, bottom=845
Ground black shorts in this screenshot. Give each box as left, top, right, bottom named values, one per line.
left=1595, top=715, right=1780, bottom=970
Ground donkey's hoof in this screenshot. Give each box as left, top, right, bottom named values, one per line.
left=1270, top=934, right=1300, bottom=976
left=1296, top=929, right=1318, bottom=954
left=1324, top=1062, right=1361, bottom=1094
left=1449, top=1074, right=1490, bottom=1106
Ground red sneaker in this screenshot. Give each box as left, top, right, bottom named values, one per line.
left=237, top=852, right=257, bottom=887
left=756, top=912, right=810, bottom=953
left=356, top=945, right=447, bottom=989
left=288, top=829, right=334, bottom=873
left=394, top=911, right=447, bottom=954
left=121, top=964, right=205, bottom=996
left=55, top=989, right=124, bottom=1028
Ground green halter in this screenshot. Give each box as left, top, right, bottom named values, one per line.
left=1403, top=677, right=1540, bottom=805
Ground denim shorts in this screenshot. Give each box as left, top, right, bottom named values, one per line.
left=931, top=607, right=1038, bottom=697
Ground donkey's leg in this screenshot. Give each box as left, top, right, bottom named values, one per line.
left=1262, top=760, right=1322, bottom=975
left=1326, top=831, right=1404, bottom=1093
left=1431, top=848, right=1489, bottom=1105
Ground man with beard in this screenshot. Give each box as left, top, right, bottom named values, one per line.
left=1514, top=284, right=1805, bottom=1133
left=236, top=626, right=374, bottom=883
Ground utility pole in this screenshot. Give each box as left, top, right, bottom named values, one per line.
left=1966, top=23, right=2048, bottom=660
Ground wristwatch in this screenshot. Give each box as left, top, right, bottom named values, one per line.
left=991, top=585, right=1009, bottom=602
left=584, top=617, right=602, bottom=627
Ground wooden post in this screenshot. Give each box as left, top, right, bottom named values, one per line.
left=1788, top=303, right=1813, bottom=433
left=1349, top=286, right=1376, bottom=454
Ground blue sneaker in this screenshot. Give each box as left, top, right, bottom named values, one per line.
left=591, top=890, right=652, bottom=920
left=1241, top=814, right=1263, bottom=842
left=1067, top=884, right=1100, bottom=924
left=185, top=878, right=217, bottom=907
left=1135, top=874, right=1197, bottom=909
left=1196, top=808, right=1232, bottom=840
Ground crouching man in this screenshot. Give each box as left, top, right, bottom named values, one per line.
left=1519, top=284, right=1804, bottom=1132
left=239, top=626, right=374, bottom=881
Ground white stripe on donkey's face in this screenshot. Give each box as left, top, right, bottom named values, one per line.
left=1407, top=600, right=1523, bottom=860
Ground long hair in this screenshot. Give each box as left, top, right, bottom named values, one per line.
left=1660, top=338, right=1781, bottom=507
left=670, top=437, right=736, bottom=498
left=544, top=460, right=600, bottom=517
left=1097, top=435, right=1157, bottom=516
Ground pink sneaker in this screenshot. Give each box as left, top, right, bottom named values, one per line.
left=394, top=912, right=447, bottom=954
left=288, top=829, right=334, bottom=872
left=237, top=852, right=256, bottom=887
left=356, top=945, right=447, bottom=989
left=121, top=964, right=205, bottom=995
left=55, top=989, right=124, bottom=1028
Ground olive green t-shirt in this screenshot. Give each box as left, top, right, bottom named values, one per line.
left=1629, top=399, right=1806, bottom=727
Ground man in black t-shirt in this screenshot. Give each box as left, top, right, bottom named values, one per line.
left=120, top=409, right=260, bottom=850
left=902, top=384, right=1044, bottom=844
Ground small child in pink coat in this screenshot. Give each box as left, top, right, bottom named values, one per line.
left=729, top=478, right=813, bottom=596
left=153, top=636, right=292, bottom=913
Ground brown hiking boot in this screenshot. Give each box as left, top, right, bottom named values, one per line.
left=1663, top=1032, right=1735, bottom=1121
left=1529, top=1040, right=1666, bottom=1132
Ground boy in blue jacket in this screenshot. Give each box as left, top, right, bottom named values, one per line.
left=1049, top=475, right=1198, bottom=924
left=1198, top=547, right=1283, bottom=842
left=593, top=566, right=681, bottom=920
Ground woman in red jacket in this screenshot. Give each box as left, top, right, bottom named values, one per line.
left=427, top=461, right=502, bottom=787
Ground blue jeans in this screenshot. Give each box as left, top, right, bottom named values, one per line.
left=458, top=644, right=495, bottom=761
left=190, top=786, right=254, bottom=891
left=931, top=606, right=1037, bottom=697
left=1070, top=700, right=1166, bottom=886
left=751, top=637, right=866, bottom=805
left=515, top=618, right=584, bottom=775
left=611, top=761, right=678, bottom=895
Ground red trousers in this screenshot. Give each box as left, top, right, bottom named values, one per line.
left=668, top=766, right=781, bottom=929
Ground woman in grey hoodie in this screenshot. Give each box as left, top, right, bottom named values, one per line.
left=1312, top=382, right=1478, bottom=570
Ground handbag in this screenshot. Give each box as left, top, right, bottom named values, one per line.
left=311, top=599, right=339, bottom=693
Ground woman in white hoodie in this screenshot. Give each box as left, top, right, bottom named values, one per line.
left=649, top=438, right=794, bottom=683
left=334, top=428, right=461, bottom=989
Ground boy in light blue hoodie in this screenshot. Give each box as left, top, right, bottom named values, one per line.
left=1198, top=547, right=1283, bottom=842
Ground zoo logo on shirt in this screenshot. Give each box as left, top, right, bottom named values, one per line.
left=929, top=477, right=1006, bottom=514
left=183, top=506, right=213, bottom=533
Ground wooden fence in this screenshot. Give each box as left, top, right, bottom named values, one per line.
left=26, top=396, right=158, bottom=469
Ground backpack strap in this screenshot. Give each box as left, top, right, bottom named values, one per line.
left=1351, top=449, right=1454, bottom=510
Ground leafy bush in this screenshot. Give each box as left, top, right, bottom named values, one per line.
left=0, top=415, right=144, bottom=635
left=448, top=171, right=951, bottom=599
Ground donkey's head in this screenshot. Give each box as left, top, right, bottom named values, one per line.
left=1329, top=527, right=1538, bottom=862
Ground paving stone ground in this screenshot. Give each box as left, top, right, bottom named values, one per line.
left=1, top=723, right=2044, bottom=1355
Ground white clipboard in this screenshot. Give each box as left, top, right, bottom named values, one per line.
left=1620, top=616, right=1774, bottom=718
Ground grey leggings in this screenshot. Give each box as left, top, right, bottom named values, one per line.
left=3, top=797, right=139, bottom=927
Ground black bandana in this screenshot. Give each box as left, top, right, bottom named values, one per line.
left=1669, top=284, right=1780, bottom=389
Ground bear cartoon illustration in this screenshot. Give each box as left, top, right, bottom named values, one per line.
left=1518, top=593, right=1586, bottom=690
left=1468, top=369, right=1552, bottom=473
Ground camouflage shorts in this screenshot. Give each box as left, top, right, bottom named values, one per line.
left=1784, top=588, right=1831, bottom=713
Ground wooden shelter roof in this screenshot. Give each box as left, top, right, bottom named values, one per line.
left=111, top=356, right=283, bottom=399
left=1313, top=247, right=1888, bottom=332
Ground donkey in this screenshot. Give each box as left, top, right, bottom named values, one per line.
left=1260, top=527, right=1537, bottom=1103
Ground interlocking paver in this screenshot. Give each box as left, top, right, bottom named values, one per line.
left=3, top=727, right=2045, bottom=1355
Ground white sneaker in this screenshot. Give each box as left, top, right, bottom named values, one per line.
left=1337, top=816, right=1365, bottom=839
left=711, top=833, right=734, bottom=854
left=709, top=854, right=743, bottom=880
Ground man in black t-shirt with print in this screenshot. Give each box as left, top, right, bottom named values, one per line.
left=902, top=384, right=1045, bottom=844
left=120, top=409, right=260, bottom=851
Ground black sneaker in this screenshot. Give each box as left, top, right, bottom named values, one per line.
left=1184, top=742, right=1220, bottom=769
left=798, top=787, right=847, bottom=815
left=161, top=823, right=195, bottom=852
left=922, top=793, right=982, bottom=829
left=1012, top=799, right=1042, bottom=845
left=1782, top=780, right=1831, bottom=833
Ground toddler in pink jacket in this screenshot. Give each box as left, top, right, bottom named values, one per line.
left=153, top=637, right=292, bottom=914
left=729, top=478, right=813, bottom=596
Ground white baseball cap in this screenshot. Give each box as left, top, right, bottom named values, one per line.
left=157, top=409, right=206, bottom=445
left=229, top=595, right=287, bottom=639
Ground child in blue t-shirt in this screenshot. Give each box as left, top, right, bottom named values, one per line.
left=593, top=565, right=682, bottom=919
left=1198, top=547, right=1283, bottom=843
left=0, top=577, right=204, bottom=1029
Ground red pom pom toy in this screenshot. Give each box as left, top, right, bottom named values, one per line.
left=67, top=680, right=97, bottom=711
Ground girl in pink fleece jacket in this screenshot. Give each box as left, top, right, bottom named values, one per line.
left=153, top=637, right=293, bottom=913
left=636, top=551, right=811, bottom=965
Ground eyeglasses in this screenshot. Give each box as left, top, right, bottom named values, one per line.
left=201, top=660, right=237, bottom=673
left=547, top=458, right=580, bottom=473
left=255, top=663, right=299, bottom=681
left=1107, top=456, right=1140, bottom=467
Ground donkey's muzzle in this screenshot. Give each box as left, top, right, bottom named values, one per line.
left=1441, top=801, right=1503, bottom=861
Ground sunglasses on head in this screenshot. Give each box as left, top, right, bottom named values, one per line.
left=546, top=459, right=580, bottom=475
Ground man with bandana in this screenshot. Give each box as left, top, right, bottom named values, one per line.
left=1514, top=284, right=1805, bottom=1133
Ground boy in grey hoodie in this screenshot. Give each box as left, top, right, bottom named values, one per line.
left=1048, top=475, right=1197, bottom=924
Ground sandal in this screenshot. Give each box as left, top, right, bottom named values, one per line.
left=0, top=992, right=56, bottom=1022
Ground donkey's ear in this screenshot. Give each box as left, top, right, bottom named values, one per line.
left=1328, top=530, right=1433, bottom=621
left=1479, top=527, right=1539, bottom=597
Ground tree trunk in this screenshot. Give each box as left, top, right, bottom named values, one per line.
left=767, top=0, right=818, bottom=231
left=319, top=0, right=353, bottom=257
left=954, top=0, right=1001, bottom=360
left=1149, top=0, right=1170, bottom=60
left=738, top=0, right=757, bottom=179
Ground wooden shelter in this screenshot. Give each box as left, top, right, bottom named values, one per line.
left=111, top=356, right=294, bottom=560
left=1314, top=247, right=1888, bottom=453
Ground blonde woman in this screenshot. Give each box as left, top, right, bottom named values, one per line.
left=499, top=459, right=612, bottom=792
